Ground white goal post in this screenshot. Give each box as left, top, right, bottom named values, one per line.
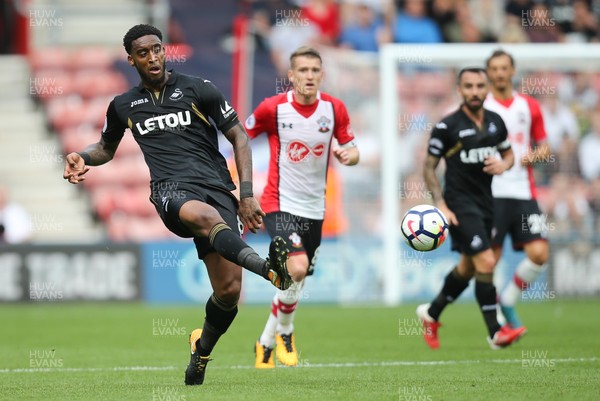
left=379, top=43, right=600, bottom=305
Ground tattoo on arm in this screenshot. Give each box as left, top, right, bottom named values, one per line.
left=423, top=154, right=443, bottom=204
left=224, top=122, right=253, bottom=184
left=82, top=137, right=121, bottom=166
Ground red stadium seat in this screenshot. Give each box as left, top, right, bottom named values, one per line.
left=28, top=47, right=71, bottom=72
left=59, top=124, right=100, bottom=154
left=70, top=47, right=116, bottom=71
left=90, top=185, right=123, bottom=221
left=84, top=96, right=115, bottom=128
left=107, top=213, right=178, bottom=241
left=119, top=185, right=155, bottom=217
left=114, top=133, right=142, bottom=158
left=31, top=70, right=77, bottom=101
left=89, top=184, right=152, bottom=222
left=83, top=160, right=126, bottom=187
left=31, top=45, right=164, bottom=241
left=46, top=95, right=89, bottom=130
left=74, top=69, right=128, bottom=99
left=117, top=156, right=151, bottom=186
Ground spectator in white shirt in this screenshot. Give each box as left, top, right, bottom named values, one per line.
left=0, top=185, right=32, bottom=244
left=579, top=111, right=600, bottom=182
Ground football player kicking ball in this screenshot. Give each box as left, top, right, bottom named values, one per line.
left=63, top=24, right=292, bottom=385
left=485, top=50, right=550, bottom=329
left=244, top=46, right=359, bottom=368
left=417, top=67, right=527, bottom=350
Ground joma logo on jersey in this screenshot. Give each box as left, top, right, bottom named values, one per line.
left=459, top=146, right=497, bottom=164
left=131, top=98, right=149, bottom=108
left=136, top=111, right=192, bottom=135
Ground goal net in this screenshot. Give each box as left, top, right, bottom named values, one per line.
left=319, top=43, right=600, bottom=305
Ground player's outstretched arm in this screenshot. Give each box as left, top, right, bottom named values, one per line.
left=63, top=137, right=120, bottom=184
left=223, top=122, right=265, bottom=233
left=423, top=154, right=458, bottom=226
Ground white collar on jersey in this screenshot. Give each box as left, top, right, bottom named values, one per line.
left=287, top=90, right=321, bottom=103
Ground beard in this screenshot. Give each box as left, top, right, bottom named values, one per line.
left=463, top=98, right=483, bottom=113
left=137, top=60, right=166, bottom=87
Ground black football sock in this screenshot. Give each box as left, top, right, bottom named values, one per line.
left=474, top=272, right=501, bottom=337
left=197, top=293, right=239, bottom=357
left=428, top=266, right=470, bottom=321
left=208, top=223, right=268, bottom=278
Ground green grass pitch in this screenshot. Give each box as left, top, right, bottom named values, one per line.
left=1, top=299, right=598, bottom=401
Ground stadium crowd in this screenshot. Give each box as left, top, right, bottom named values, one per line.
left=247, top=0, right=600, bottom=54
left=242, top=0, right=600, bottom=241
left=2, top=0, right=598, bottom=241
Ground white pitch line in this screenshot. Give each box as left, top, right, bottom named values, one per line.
left=1, top=357, right=597, bottom=374
left=0, top=366, right=178, bottom=374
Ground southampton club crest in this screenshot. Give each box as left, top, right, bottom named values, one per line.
left=317, top=116, right=331, bottom=133
left=289, top=232, right=302, bottom=248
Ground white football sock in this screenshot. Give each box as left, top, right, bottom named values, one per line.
left=259, top=294, right=278, bottom=347
left=276, top=280, right=304, bottom=335
left=501, top=258, right=546, bottom=306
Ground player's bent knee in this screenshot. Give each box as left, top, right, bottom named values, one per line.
left=526, top=241, right=549, bottom=265
left=180, top=201, right=224, bottom=237
left=290, top=269, right=307, bottom=282
left=529, top=252, right=548, bottom=266
left=472, top=252, right=496, bottom=274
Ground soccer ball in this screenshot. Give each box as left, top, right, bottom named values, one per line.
left=401, top=204, right=448, bottom=252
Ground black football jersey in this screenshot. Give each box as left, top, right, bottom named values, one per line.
left=427, top=107, right=510, bottom=215
left=101, top=70, right=239, bottom=192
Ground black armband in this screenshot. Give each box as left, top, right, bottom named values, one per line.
left=239, top=181, right=253, bottom=199
left=78, top=151, right=92, bottom=165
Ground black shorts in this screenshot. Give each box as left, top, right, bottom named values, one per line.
left=492, top=198, right=547, bottom=250
left=448, top=212, right=493, bottom=255
left=150, top=182, right=242, bottom=259
left=263, top=212, right=323, bottom=275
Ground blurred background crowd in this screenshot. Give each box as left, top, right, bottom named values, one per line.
left=0, top=0, right=598, bottom=244
left=244, top=0, right=600, bottom=242
left=244, top=0, right=600, bottom=70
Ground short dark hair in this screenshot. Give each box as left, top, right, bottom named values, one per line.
left=290, top=46, right=322, bottom=68
left=457, top=67, right=487, bottom=84
left=486, top=49, right=515, bottom=68
left=123, top=24, right=163, bottom=54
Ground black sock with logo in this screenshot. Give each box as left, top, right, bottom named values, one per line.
left=428, top=266, right=470, bottom=321
left=207, top=223, right=268, bottom=278
left=474, top=273, right=501, bottom=337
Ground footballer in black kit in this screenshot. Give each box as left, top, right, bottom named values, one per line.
left=416, top=67, right=527, bottom=351
left=63, top=24, right=292, bottom=386
left=105, top=72, right=239, bottom=195
left=428, top=107, right=510, bottom=254
left=103, top=71, right=242, bottom=247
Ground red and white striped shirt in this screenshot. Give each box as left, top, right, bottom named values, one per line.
left=485, top=92, right=547, bottom=200
left=244, top=91, right=356, bottom=219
